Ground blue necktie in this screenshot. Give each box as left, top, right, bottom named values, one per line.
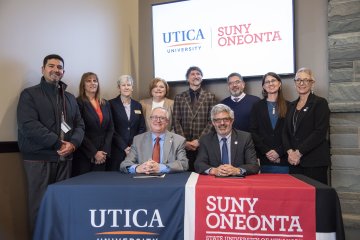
left=221, top=138, right=229, bottom=164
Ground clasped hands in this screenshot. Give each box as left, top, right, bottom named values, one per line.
left=287, top=149, right=302, bottom=166
left=136, top=159, right=160, bottom=174
left=57, top=140, right=75, bottom=157
left=210, top=164, right=241, bottom=177
left=266, top=150, right=280, bottom=163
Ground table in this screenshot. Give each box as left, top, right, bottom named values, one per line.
left=33, top=172, right=344, bottom=240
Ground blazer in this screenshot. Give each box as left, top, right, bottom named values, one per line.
left=194, top=129, right=259, bottom=175
left=249, top=99, right=289, bottom=166
left=109, top=96, right=146, bottom=152
left=173, top=88, right=217, bottom=141
left=140, top=97, right=174, bottom=131
left=282, top=93, right=330, bottom=167
left=120, top=131, right=189, bottom=173
left=72, top=98, right=114, bottom=175
left=75, top=98, right=114, bottom=159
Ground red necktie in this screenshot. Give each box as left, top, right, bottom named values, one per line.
left=152, top=137, right=160, bottom=163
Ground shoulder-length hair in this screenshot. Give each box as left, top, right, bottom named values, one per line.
left=78, top=72, right=105, bottom=105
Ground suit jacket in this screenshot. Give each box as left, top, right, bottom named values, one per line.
left=120, top=131, right=189, bottom=173
left=282, top=93, right=330, bottom=167
left=194, top=129, right=259, bottom=175
left=109, top=96, right=146, bottom=152
left=140, top=97, right=174, bottom=131
left=173, top=88, right=217, bottom=141
left=249, top=99, right=289, bottom=166
left=73, top=98, right=114, bottom=175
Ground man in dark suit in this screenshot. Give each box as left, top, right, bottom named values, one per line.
left=173, top=66, right=217, bottom=171
left=120, top=107, right=188, bottom=173
left=195, top=104, right=259, bottom=176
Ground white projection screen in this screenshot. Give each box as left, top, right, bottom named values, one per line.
left=152, top=0, right=295, bottom=82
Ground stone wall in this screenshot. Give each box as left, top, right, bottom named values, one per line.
left=328, top=0, right=360, bottom=239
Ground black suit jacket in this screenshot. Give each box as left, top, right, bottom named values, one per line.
left=73, top=98, right=114, bottom=175
left=282, top=93, right=330, bottom=167
left=194, top=129, right=259, bottom=175
left=109, top=96, right=146, bottom=164
left=249, top=99, right=289, bottom=166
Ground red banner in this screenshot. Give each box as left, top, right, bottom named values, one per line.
left=195, top=174, right=315, bottom=240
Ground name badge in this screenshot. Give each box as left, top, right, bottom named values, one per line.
left=134, top=110, right=142, bottom=114
left=61, top=121, right=71, bottom=133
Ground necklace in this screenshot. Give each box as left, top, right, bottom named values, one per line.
left=268, top=101, right=276, bottom=115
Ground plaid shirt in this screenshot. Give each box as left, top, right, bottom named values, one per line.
left=173, top=88, right=217, bottom=141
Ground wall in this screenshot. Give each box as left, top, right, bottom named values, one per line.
left=0, top=0, right=138, bottom=142
left=328, top=0, right=360, bottom=239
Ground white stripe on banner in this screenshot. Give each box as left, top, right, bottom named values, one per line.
left=184, top=172, right=199, bottom=240
left=316, top=232, right=336, bottom=240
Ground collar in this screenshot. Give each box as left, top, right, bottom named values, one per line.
left=231, top=92, right=245, bottom=102
left=217, top=132, right=231, bottom=142
left=151, top=133, right=166, bottom=141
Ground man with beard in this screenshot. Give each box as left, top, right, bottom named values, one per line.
left=173, top=66, right=217, bottom=171
left=221, top=72, right=260, bottom=132
left=194, top=104, right=259, bottom=176
left=17, top=54, right=85, bottom=234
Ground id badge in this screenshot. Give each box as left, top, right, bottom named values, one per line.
left=61, top=120, right=71, bottom=133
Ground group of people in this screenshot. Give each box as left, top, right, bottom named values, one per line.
left=17, top=54, right=331, bottom=235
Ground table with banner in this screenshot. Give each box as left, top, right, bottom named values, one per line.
left=34, top=172, right=344, bottom=240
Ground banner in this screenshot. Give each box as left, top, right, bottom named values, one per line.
left=195, top=174, right=316, bottom=240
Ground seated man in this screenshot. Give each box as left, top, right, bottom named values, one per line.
left=195, top=104, right=259, bottom=176
left=120, top=107, right=189, bottom=174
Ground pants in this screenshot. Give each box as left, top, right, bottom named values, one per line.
left=23, top=160, right=71, bottom=236
left=186, top=149, right=198, bottom=172
left=289, top=165, right=328, bottom=185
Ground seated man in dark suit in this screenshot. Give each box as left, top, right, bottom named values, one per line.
left=120, top=107, right=189, bottom=174
left=195, top=104, right=259, bottom=176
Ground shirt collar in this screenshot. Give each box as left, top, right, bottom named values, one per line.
left=152, top=133, right=165, bottom=141
left=231, top=92, right=246, bottom=102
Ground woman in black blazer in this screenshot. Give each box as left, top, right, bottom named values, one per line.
left=283, top=68, right=330, bottom=184
left=72, top=72, right=114, bottom=176
left=250, top=72, right=289, bottom=173
left=109, top=75, right=146, bottom=171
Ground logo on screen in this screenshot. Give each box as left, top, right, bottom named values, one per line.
left=162, top=28, right=205, bottom=53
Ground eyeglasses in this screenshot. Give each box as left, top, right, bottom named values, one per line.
left=294, top=78, right=313, bottom=85
left=264, top=79, right=278, bottom=85
left=150, top=116, right=168, bottom=122
left=213, top=117, right=232, bottom=124
left=228, top=80, right=243, bottom=86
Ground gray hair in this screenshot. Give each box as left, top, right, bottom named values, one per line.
left=211, top=104, right=234, bottom=121
left=295, top=67, right=316, bottom=81
left=227, top=72, right=243, bottom=83
left=151, top=106, right=170, bottom=119
left=117, top=75, right=134, bottom=86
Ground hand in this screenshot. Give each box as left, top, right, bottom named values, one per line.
left=94, top=151, right=107, bottom=164
left=211, top=164, right=240, bottom=176
left=185, top=140, right=199, bottom=151
left=57, top=141, right=75, bottom=157
left=136, top=160, right=160, bottom=174
left=287, top=149, right=301, bottom=166
left=266, top=150, right=280, bottom=162
left=124, top=146, right=131, bottom=156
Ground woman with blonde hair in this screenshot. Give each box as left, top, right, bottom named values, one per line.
left=282, top=67, right=330, bottom=184
left=140, top=77, right=174, bottom=131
